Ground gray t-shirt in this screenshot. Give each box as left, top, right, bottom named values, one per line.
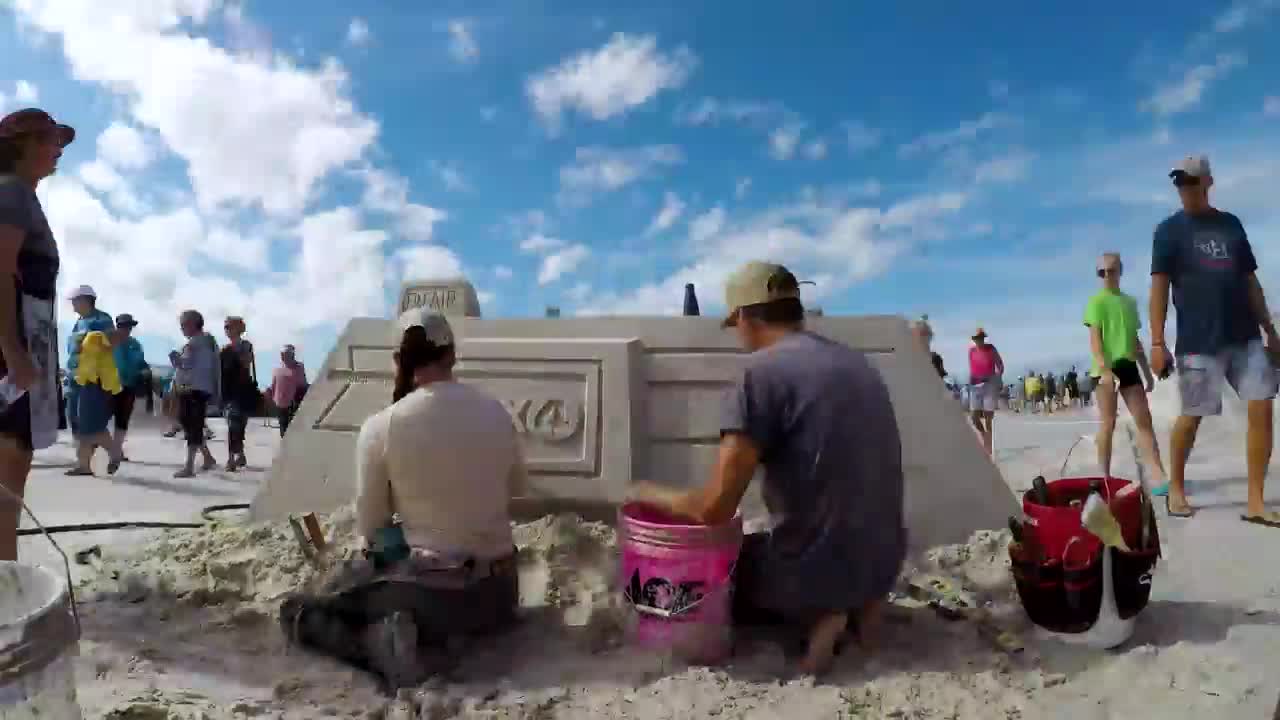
left=174, top=332, right=218, bottom=396
left=722, top=331, right=907, bottom=613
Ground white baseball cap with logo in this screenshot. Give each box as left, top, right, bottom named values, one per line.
left=397, top=306, right=455, bottom=347
left=66, top=284, right=96, bottom=300
left=1169, top=154, right=1211, bottom=179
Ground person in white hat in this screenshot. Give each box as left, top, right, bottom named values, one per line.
left=63, top=284, right=124, bottom=476
left=277, top=307, right=525, bottom=691
left=1149, top=155, right=1280, bottom=523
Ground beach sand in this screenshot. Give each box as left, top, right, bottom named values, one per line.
left=14, top=401, right=1280, bottom=718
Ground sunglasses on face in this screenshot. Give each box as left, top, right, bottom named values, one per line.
left=1172, top=175, right=1201, bottom=188
left=1097, top=268, right=1120, bottom=277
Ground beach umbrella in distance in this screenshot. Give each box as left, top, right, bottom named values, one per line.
left=683, top=283, right=700, bottom=316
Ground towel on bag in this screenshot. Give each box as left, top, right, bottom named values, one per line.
left=74, top=331, right=123, bottom=394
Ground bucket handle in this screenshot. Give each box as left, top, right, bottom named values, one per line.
left=0, top=480, right=80, bottom=637
left=1058, top=435, right=1115, bottom=503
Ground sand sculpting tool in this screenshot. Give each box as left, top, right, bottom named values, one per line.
left=287, top=515, right=320, bottom=565
left=302, top=512, right=327, bottom=552
left=1030, top=476, right=1051, bottom=506
left=1081, top=493, right=1130, bottom=552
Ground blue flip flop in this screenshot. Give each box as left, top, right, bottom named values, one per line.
left=1149, top=483, right=1170, bottom=497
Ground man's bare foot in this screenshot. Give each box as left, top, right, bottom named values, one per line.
left=854, top=599, right=886, bottom=651
left=798, top=611, right=848, bottom=675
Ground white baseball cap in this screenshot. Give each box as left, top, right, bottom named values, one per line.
left=1170, top=154, right=1211, bottom=178
left=66, top=284, right=96, bottom=300
left=397, top=307, right=455, bottom=347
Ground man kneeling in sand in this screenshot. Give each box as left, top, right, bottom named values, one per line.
left=280, top=308, right=525, bottom=692
left=629, top=261, right=907, bottom=674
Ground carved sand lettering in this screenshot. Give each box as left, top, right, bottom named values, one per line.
left=500, top=397, right=582, bottom=442
left=400, top=288, right=458, bottom=313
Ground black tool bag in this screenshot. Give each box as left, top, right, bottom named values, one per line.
left=1009, top=541, right=1104, bottom=634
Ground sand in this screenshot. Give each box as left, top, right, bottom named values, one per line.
left=12, top=416, right=1280, bottom=718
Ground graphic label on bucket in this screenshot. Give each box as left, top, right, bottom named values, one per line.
left=623, top=560, right=736, bottom=619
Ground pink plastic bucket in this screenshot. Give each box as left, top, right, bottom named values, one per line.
left=618, top=503, right=743, bottom=664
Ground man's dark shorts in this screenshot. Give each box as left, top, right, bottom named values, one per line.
left=0, top=394, right=33, bottom=451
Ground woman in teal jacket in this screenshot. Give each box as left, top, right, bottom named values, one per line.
left=110, top=313, right=147, bottom=461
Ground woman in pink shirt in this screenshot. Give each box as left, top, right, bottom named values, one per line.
left=265, top=344, right=307, bottom=437
left=967, top=327, right=1004, bottom=456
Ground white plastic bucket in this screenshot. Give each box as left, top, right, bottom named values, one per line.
left=0, top=561, right=83, bottom=719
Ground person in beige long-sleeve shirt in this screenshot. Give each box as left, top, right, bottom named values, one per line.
left=280, top=308, right=524, bottom=694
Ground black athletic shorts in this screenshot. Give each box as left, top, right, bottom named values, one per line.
left=1093, top=358, right=1142, bottom=390
left=0, top=393, right=33, bottom=451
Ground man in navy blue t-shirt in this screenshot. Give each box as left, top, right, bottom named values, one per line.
left=1148, top=154, right=1280, bottom=524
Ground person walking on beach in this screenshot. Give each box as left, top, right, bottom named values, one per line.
left=220, top=316, right=257, bottom=471
left=1149, top=155, right=1280, bottom=522
left=64, top=285, right=125, bottom=476
left=110, top=313, right=147, bottom=462
left=627, top=261, right=906, bottom=675
left=170, top=310, right=218, bottom=478
left=266, top=344, right=307, bottom=436
left=1085, top=253, right=1167, bottom=490
left=0, top=108, right=73, bottom=561
left=1043, top=371, right=1056, bottom=414
left=968, top=327, right=1004, bottom=456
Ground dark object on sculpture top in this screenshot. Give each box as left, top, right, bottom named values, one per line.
left=683, top=284, right=700, bottom=317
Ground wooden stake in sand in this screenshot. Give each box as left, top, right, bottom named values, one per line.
left=302, top=512, right=327, bottom=552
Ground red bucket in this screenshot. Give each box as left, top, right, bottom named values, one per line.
left=1022, top=477, right=1147, bottom=561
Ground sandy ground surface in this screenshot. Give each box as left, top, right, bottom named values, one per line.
left=10, top=395, right=1280, bottom=719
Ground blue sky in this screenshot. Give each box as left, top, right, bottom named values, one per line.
left=2, top=0, right=1279, bottom=381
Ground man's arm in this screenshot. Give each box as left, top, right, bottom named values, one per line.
left=1149, top=275, right=1171, bottom=346
left=992, top=347, right=1005, bottom=376
left=630, top=433, right=759, bottom=525
left=354, top=415, right=393, bottom=542
left=1246, top=274, right=1279, bottom=339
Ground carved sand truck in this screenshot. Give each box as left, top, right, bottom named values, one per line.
left=250, top=278, right=1017, bottom=552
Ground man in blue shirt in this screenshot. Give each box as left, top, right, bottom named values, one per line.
left=110, top=313, right=147, bottom=462
left=63, top=284, right=121, bottom=475
left=1149, top=155, right=1280, bottom=524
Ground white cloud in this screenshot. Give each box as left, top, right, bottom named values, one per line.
left=675, top=98, right=782, bottom=127
left=77, top=160, right=148, bottom=215
left=646, top=191, right=685, bottom=235
left=843, top=121, right=881, bottom=153
left=520, top=233, right=564, bottom=253
left=1142, top=52, right=1246, bottom=116
left=493, top=265, right=513, bottom=280
left=518, top=233, right=588, bottom=285
left=580, top=191, right=969, bottom=316
left=395, top=243, right=464, bottom=281
left=536, top=244, right=590, bottom=285
left=769, top=124, right=802, bottom=160
left=803, top=139, right=828, bottom=160
left=14, top=80, right=38, bottom=103
left=688, top=206, right=726, bottom=245
left=526, top=33, right=695, bottom=132
left=357, top=167, right=447, bottom=242
left=974, top=149, right=1035, bottom=184
left=96, top=122, right=154, bottom=170
left=558, top=145, right=684, bottom=205
left=433, top=163, right=469, bottom=192
left=346, top=18, right=371, bottom=47
left=899, top=112, right=1013, bottom=156
left=446, top=19, right=478, bottom=63
left=14, top=0, right=380, bottom=217
left=735, top=177, right=752, bottom=199
left=1265, top=96, right=1280, bottom=116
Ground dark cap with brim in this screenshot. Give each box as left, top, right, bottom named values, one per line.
left=0, top=108, right=75, bottom=147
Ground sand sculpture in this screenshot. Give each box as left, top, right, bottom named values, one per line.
left=250, top=277, right=1017, bottom=551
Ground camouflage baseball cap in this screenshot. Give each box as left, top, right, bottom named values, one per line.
left=721, top=261, right=802, bottom=327
left=0, top=108, right=75, bottom=147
